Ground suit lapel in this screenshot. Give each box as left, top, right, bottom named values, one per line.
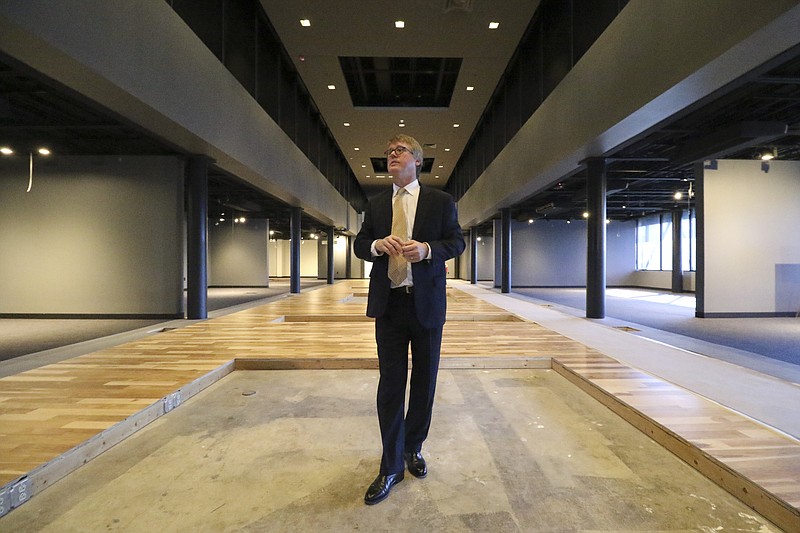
left=412, top=185, right=430, bottom=239
left=378, top=189, right=393, bottom=235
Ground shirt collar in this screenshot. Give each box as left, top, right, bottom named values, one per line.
left=393, top=179, right=420, bottom=197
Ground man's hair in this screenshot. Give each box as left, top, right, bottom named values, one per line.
left=388, top=134, right=423, bottom=178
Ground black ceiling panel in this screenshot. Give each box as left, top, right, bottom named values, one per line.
left=339, top=56, right=462, bottom=107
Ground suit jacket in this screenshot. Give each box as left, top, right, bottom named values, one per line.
left=354, top=184, right=465, bottom=329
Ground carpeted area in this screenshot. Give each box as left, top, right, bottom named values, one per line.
left=512, top=287, right=800, bottom=369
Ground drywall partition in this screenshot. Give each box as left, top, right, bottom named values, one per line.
left=475, top=236, right=495, bottom=281
left=508, top=219, right=635, bottom=287
left=208, top=219, right=269, bottom=287
left=316, top=235, right=349, bottom=280
left=0, top=156, right=184, bottom=317
left=700, top=159, right=800, bottom=316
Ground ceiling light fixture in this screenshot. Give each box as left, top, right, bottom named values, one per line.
left=343, top=122, right=350, bottom=127
left=1, top=147, right=13, bottom=155
left=453, top=123, right=460, bottom=128
left=395, top=20, right=405, bottom=28
left=466, top=86, right=474, bottom=91
left=759, top=147, right=777, bottom=161
left=674, top=192, right=683, bottom=200
left=582, top=212, right=589, bottom=218
left=327, top=84, right=336, bottom=90
left=300, top=19, right=311, bottom=27
left=489, top=21, right=500, bottom=29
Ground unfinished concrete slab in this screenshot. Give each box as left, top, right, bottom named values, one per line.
left=0, top=369, right=781, bottom=532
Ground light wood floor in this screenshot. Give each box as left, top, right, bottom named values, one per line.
left=0, top=281, right=798, bottom=531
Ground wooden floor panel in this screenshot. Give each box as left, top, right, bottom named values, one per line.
left=0, top=281, right=798, bottom=530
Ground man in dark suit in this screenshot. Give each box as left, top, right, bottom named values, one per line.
left=354, top=134, right=465, bottom=505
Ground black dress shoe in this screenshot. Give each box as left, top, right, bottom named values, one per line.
left=403, top=452, right=427, bottom=478
left=364, top=472, right=404, bottom=505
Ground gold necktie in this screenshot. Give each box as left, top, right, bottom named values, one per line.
left=388, top=188, right=408, bottom=285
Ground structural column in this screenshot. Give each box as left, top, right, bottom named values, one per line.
left=500, top=208, right=511, bottom=294
left=586, top=157, right=607, bottom=319
left=186, top=155, right=210, bottom=320
left=469, top=227, right=478, bottom=284
left=290, top=207, right=302, bottom=294
left=672, top=209, right=683, bottom=293
left=345, top=235, right=352, bottom=279
left=326, top=226, right=335, bottom=284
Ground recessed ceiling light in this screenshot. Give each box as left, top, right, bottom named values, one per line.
left=361, top=164, right=366, bottom=168
left=453, top=123, right=460, bottom=128
left=466, top=86, right=474, bottom=91
left=399, top=123, right=405, bottom=127
left=38, top=147, right=51, bottom=156
left=300, top=19, right=311, bottom=27
left=435, top=175, right=440, bottom=179
left=343, top=122, right=350, bottom=127
left=327, top=84, right=336, bottom=90
left=354, top=147, right=360, bottom=151
left=438, top=164, right=444, bottom=168
left=444, top=148, right=451, bottom=152
left=0, top=147, right=13, bottom=155
left=489, top=21, right=499, bottom=29
left=395, top=20, right=405, bottom=28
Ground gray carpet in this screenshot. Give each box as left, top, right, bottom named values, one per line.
left=512, top=287, right=800, bottom=367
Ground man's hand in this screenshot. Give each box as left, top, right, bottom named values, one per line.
left=376, top=237, right=428, bottom=263
left=375, top=235, right=405, bottom=257
left=401, top=240, right=428, bottom=263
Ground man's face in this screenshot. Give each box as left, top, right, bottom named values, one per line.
left=386, top=144, right=418, bottom=180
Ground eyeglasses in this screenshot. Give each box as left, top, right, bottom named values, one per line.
left=384, top=146, right=413, bottom=157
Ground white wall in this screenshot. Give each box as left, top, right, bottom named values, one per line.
left=0, top=156, right=184, bottom=316
left=208, top=219, right=269, bottom=286
left=701, top=159, right=800, bottom=315
left=268, top=239, right=319, bottom=278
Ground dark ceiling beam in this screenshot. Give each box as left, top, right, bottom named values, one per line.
left=755, top=76, right=800, bottom=84
left=670, top=121, right=788, bottom=167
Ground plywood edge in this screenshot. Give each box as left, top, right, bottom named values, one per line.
left=439, top=356, right=551, bottom=369
left=235, top=358, right=379, bottom=370
left=551, top=358, right=800, bottom=533
left=19, top=361, right=235, bottom=502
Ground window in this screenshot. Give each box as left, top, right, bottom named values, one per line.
left=636, top=211, right=696, bottom=271
left=681, top=209, right=696, bottom=272
left=636, top=215, right=661, bottom=270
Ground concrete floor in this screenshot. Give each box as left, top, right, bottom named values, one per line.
left=0, top=369, right=780, bottom=532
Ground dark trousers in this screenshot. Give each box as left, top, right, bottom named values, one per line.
left=375, top=290, right=443, bottom=475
